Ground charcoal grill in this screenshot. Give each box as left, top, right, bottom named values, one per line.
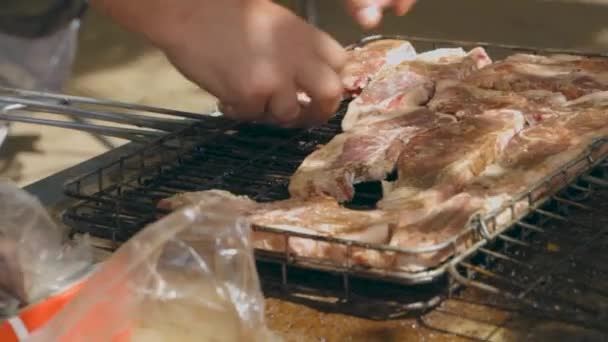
left=11, top=35, right=608, bottom=335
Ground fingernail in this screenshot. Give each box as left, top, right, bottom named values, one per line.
left=357, top=6, right=382, bottom=28
left=297, top=92, right=311, bottom=107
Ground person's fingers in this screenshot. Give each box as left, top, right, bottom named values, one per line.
left=222, top=64, right=280, bottom=122
left=267, top=81, right=301, bottom=126
left=394, top=0, right=416, bottom=15
left=296, top=62, right=343, bottom=125
left=219, top=97, right=266, bottom=122
left=359, top=4, right=383, bottom=29
left=344, top=0, right=391, bottom=29
left=313, top=30, right=348, bottom=72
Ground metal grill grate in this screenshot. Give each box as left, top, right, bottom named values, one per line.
left=448, top=161, right=608, bottom=332
left=60, top=36, right=608, bottom=319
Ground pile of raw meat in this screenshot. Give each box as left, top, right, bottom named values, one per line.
left=159, top=39, right=608, bottom=272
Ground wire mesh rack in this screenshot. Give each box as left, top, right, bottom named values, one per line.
left=447, top=158, right=608, bottom=332
left=58, top=35, right=608, bottom=318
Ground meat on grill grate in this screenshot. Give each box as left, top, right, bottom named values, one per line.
left=465, top=53, right=608, bottom=100
left=288, top=108, right=456, bottom=202
left=158, top=190, right=393, bottom=262
left=428, top=79, right=567, bottom=125
left=341, top=39, right=417, bottom=96
left=379, top=109, right=525, bottom=219
left=342, top=47, right=492, bottom=131
left=384, top=91, right=608, bottom=271
left=156, top=42, right=608, bottom=273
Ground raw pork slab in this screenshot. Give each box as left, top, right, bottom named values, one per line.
left=158, top=190, right=393, bottom=263
left=386, top=103, right=608, bottom=272
left=465, top=53, right=608, bottom=100
left=379, top=109, right=525, bottom=221
left=288, top=108, right=456, bottom=202
left=429, top=79, right=567, bottom=125
left=343, top=47, right=492, bottom=131
left=342, top=39, right=417, bottom=96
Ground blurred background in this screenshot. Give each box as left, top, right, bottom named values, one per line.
left=2, top=0, right=608, bottom=186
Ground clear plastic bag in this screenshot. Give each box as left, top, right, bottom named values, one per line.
left=0, top=179, right=90, bottom=309
left=0, top=179, right=92, bottom=317
left=0, top=19, right=79, bottom=92
left=29, top=194, right=279, bottom=342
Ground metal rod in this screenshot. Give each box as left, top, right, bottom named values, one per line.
left=0, top=86, right=210, bottom=120
left=0, top=87, right=213, bottom=142
left=581, top=174, right=608, bottom=187
left=0, top=97, right=192, bottom=131
left=0, top=113, right=160, bottom=142
left=69, top=114, right=117, bottom=149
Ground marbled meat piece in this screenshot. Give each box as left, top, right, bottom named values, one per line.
left=343, top=47, right=492, bottom=131
left=428, top=79, right=567, bottom=125
left=379, top=109, right=525, bottom=223
left=386, top=102, right=608, bottom=272
left=341, top=39, right=417, bottom=96
left=465, top=53, right=608, bottom=100
left=354, top=109, right=524, bottom=268
left=288, top=108, right=456, bottom=202
left=157, top=190, right=393, bottom=261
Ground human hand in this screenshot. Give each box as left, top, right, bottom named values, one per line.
left=93, top=0, right=346, bottom=127
left=344, top=0, right=417, bottom=29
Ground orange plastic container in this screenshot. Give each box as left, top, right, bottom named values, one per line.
left=0, top=275, right=86, bottom=341
left=0, top=267, right=131, bottom=342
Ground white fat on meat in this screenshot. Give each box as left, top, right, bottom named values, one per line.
left=157, top=191, right=392, bottom=263
left=385, top=42, right=417, bottom=66
left=343, top=47, right=492, bottom=131
left=565, top=90, right=608, bottom=109
left=341, top=39, right=417, bottom=95
left=249, top=195, right=392, bottom=261
left=415, top=48, right=466, bottom=62
left=156, top=189, right=257, bottom=213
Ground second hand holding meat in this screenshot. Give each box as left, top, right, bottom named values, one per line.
left=344, top=0, right=417, bottom=29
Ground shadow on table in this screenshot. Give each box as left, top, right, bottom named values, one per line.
left=0, top=134, right=41, bottom=182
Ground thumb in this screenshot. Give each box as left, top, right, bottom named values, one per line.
left=345, top=0, right=391, bottom=29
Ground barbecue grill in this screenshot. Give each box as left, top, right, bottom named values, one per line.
left=12, top=35, right=608, bottom=340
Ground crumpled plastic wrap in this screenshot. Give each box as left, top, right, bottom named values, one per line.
left=0, top=19, right=79, bottom=91
left=0, top=179, right=92, bottom=316
left=0, top=18, right=80, bottom=152
left=29, top=192, right=279, bottom=341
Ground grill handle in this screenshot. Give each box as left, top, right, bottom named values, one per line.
left=0, top=87, right=217, bottom=143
